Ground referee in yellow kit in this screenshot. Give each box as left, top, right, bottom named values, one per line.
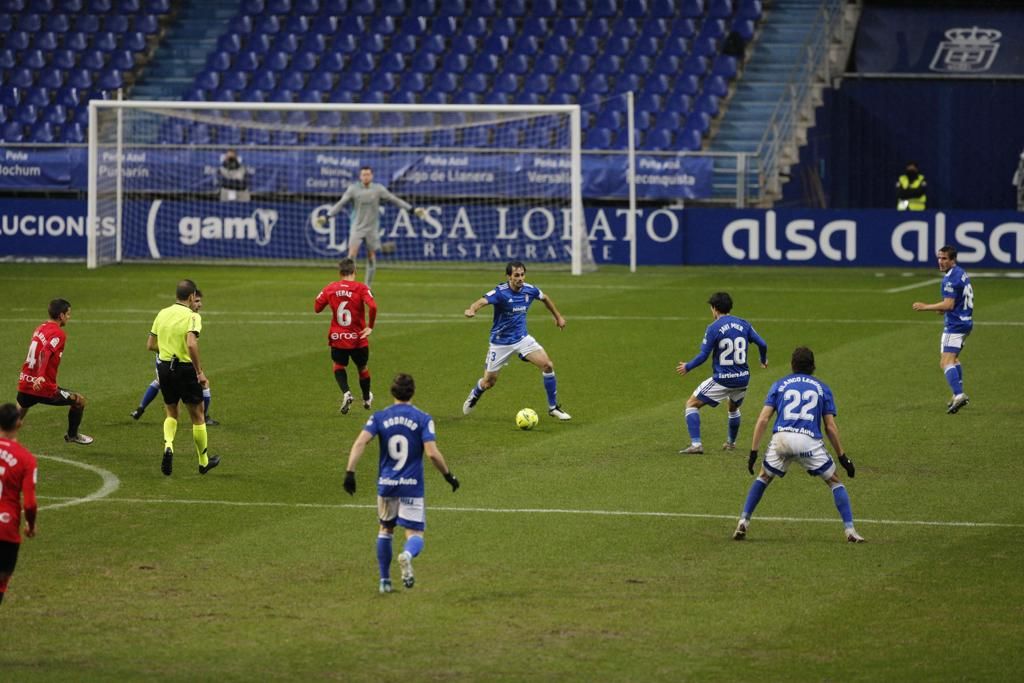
left=147, top=279, right=219, bottom=476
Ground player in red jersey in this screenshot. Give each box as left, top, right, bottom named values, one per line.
left=16, top=298, right=93, bottom=445
left=315, top=258, right=378, bottom=414
left=0, top=402, right=39, bottom=606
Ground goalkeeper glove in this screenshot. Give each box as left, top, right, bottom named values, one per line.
left=443, top=472, right=460, bottom=492
left=343, top=471, right=356, bottom=496
left=747, top=450, right=758, bottom=475
left=414, top=207, right=427, bottom=219
left=315, top=215, right=328, bottom=227
left=838, top=453, right=855, bottom=478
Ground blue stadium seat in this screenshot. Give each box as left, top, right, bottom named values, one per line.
left=16, top=13, right=42, bottom=32
left=694, top=92, right=721, bottom=116
left=642, top=127, right=673, bottom=151
left=708, top=0, right=733, bottom=18
left=295, top=0, right=319, bottom=11
left=520, top=16, right=548, bottom=39
left=34, top=32, right=60, bottom=50
left=39, top=67, right=67, bottom=89
left=210, top=87, right=239, bottom=101
left=315, top=53, right=343, bottom=73
left=583, top=73, right=610, bottom=96
left=544, top=34, right=570, bottom=57
left=442, top=52, right=469, bottom=74
left=671, top=18, right=697, bottom=40
left=673, top=74, right=700, bottom=97
left=731, top=18, right=756, bottom=42
left=267, top=0, right=292, bottom=12
left=677, top=127, right=702, bottom=151
left=523, top=74, right=551, bottom=96
left=281, top=70, right=306, bottom=91
left=623, top=0, right=648, bottom=18
left=247, top=127, right=271, bottom=144
left=9, top=68, right=35, bottom=88
left=502, top=53, right=529, bottom=75
left=550, top=72, right=579, bottom=95
left=97, top=69, right=123, bottom=90
left=310, top=14, right=337, bottom=34
left=336, top=71, right=365, bottom=92
left=118, top=0, right=140, bottom=11
left=390, top=34, right=417, bottom=55
left=576, top=35, right=601, bottom=57
left=462, top=15, right=488, bottom=37
left=299, top=88, right=325, bottom=103
left=16, top=104, right=40, bottom=124
left=306, top=70, right=333, bottom=92
left=483, top=91, right=510, bottom=105
left=698, top=19, right=727, bottom=41
left=368, top=72, right=396, bottom=92
left=614, top=72, right=642, bottom=94
left=123, top=31, right=148, bottom=51
left=332, top=34, right=358, bottom=56
left=494, top=126, right=522, bottom=148
left=460, top=125, right=490, bottom=147
left=450, top=34, right=478, bottom=56
left=493, top=72, right=518, bottom=94
left=363, top=33, right=386, bottom=54
left=379, top=52, right=406, bottom=73
left=489, top=16, right=516, bottom=36
left=580, top=17, right=608, bottom=38
left=514, top=92, right=541, bottom=105
left=462, top=72, right=488, bottom=94
left=432, top=16, right=457, bottom=37
left=590, top=0, right=615, bottom=18
left=61, top=121, right=86, bottom=142
left=31, top=120, right=57, bottom=142
left=685, top=110, right=712, bottom=134
left=273, top=33, right=300, bottom=54
left=533, top=53, right=560, bottom=76
left=196, top=70, right=220, bottom=90
left=250, top=69, right=277, bottom=91
left=0, top=86, right=21, bottom=107
left=736, top=0, right=762, bottom=20
left=25, top=87, right=51, bottom=106
left=5, top=31, right=30, bottom=51
left=565, top=53, right=592, bottom=74
left=551, top=17, right=578, bottom=38
left=0, top=49, right=16, bottom=69
left=55, top=85, right=85, bottom=107
left=80, top=50, right=108, bottom=70
left=348, top=52, right=376, bottom=73
left=207, top=51, right=233, bottom=71
left=64, top=32, right=89, bottom=50
left=680, top=0, right=704, bottom=17
left=624, top=54, right=652, bottom=76
left=111, top=50, right=135, bottom=70
left=711, top=55, right=738, bottom=79
left=299, top=35, right=327, bottom=57
left=398, top=14, right=426, bottom=36
left=257, top=15, right=281, bottom=35
left=594, top=54, right=622, bottom=77
left=133, top=14, right=159, bottom=34
left=546, top=91, right=574, bottom=105
left=596, top=109, right=623, bottom=131
left=604, top=36, right=632, bottom=57
left=472, top=52, right=499, bottom=75
left=496, top=0, right=524, bottom=16
left=67, top=68, right=93, bottom=89
left=636, top=91, right=663, bottom=114
left=613, top=17, right=640, bottom=39
left=513, top=34, right=540, bottom=56
left=431, top=71, right=458, bottom=93
left=221, top=71, right=248, bottom=92
left=292, top=51, right=319, bottom=72
left=321, top=0, right=348, bottom=13
left=412, top=52, right=438, bottom=73
left=631, top=35, right=660, bottom=58
left=641, top=17, right=671, bottom=40
left=646, top=73, right=673, bottom=95
left=103, top=14, right=129, bottom=33
left=420, top=34, right=446, bottom=54
left=371, top=15, right=395, bottom=36
left=217, top=33, right=243, bottom=54
left=482, top=33, right=509, bottom=54
left=1, top=121, right=25, bottom=142
left=683, top=54, right=709, bottom=77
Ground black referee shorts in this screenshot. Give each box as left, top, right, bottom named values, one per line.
left=157, top=360, right=203, bottom=405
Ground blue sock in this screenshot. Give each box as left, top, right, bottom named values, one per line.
left=376, top=533, right=392, bottom=580
left=139, top=381, right=160, bottom=410
left=831, top=484, right=854, bottom=528
left=203, top=387, right=212, bottom=418
left=955, top=363, right=963, bottom=386
left=542, top=371, right=557, bottom=409
left=404, top=534, right=424, bottom=558
left=685, top=407, right=701, bottom=444
left=471, top=379, right=486, bottom=400
left=727, top=410, right=741, bottom=443
left=742, top=478, right=768, bottom=519
left=943, top=365, right=963, bottom=395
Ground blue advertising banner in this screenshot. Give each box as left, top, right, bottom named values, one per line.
left=0, top=147, right=714, bottom=200
left=685, top=209, right=1024, bottom=267
left=855, top=7, right=1024, bottom=75
left=3, top=201, right=1021, bottom=267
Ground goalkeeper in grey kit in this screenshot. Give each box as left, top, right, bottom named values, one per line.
left=316, top=165, right=427, bottom=287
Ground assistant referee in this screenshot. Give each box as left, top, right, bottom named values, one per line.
left=147, top=279, right=219, bottom=476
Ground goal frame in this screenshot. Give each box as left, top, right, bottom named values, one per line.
left=86, top=100, right=586, bottom=274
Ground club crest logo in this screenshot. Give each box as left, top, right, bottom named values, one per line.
left=930, top=26, right=1001, bottom=73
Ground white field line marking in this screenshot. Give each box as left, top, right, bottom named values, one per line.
left=885, top=278, right=943, bottom=293
left=34, top=495, right=1024, bottom=529
left=35, top=455, right=121, bottom=511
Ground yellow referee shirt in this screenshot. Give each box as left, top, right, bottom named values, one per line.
left=150, top=302, right=202, bottom=362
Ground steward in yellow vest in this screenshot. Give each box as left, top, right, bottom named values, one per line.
left=896, top=162, right=927, bottom=210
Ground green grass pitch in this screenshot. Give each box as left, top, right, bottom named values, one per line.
left=1, top=262, right=1022, bottom=681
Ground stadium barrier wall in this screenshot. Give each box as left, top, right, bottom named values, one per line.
left=2, top=198, right=1022, bottom=268
left=0, top=146, right=713, bottom=202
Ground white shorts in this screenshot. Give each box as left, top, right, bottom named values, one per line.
left=485, top=335, right=544, bottom=373
left=378, top=496, right=425, bottom=531
left=941, top=331, right=969, bottom=354
left=350, top=227, right=382, bottom=253
left=692, top=378, right=747, bottom=408
left=763, top=432, right=836, bottom=479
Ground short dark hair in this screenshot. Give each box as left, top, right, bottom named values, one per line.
left=0, top=402, right=20, bottom=431
left=506, top=260, right=526, bottom=275
left=708, top=292, right=733, bottom=314
left=48, top=298, right=71, bottom=320
left=938, top=245, right=958, bottom=261
left=338, top=257, right=356, bottom=275
left=391, top=373, right=416, bottom=402
left=360, top=165, right=372, bottom=172
left=176, top=279, right=198, bottom=301
left=791, top=346, right=816, bottom=375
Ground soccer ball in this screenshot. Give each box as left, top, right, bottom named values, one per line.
left=515, top=408, right=539, bottom=430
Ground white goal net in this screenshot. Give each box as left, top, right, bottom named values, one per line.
left=87, top=101, right=589, bottom=274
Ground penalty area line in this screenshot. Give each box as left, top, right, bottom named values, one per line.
left=33, top=495, right=1024, bottom=529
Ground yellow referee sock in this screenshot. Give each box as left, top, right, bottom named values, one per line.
left=163, top=417, right=177, bottom=451
left=193, top=422, right=208, bottom=467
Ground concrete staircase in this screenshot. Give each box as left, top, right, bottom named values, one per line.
left=132, top=0, right=238, bottom=100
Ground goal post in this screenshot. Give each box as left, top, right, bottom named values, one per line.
left=86, top=100, right=590, bottom=274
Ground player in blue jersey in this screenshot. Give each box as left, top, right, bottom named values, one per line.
left=735, top=346, right=863, bottom=543
left=676, top=292, right=768, bottom=454
left=462, top=261, right=572, bottom=420
left=913, top=245, right=974, bottom=414
left=344, top=373, right=460, bottom=594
